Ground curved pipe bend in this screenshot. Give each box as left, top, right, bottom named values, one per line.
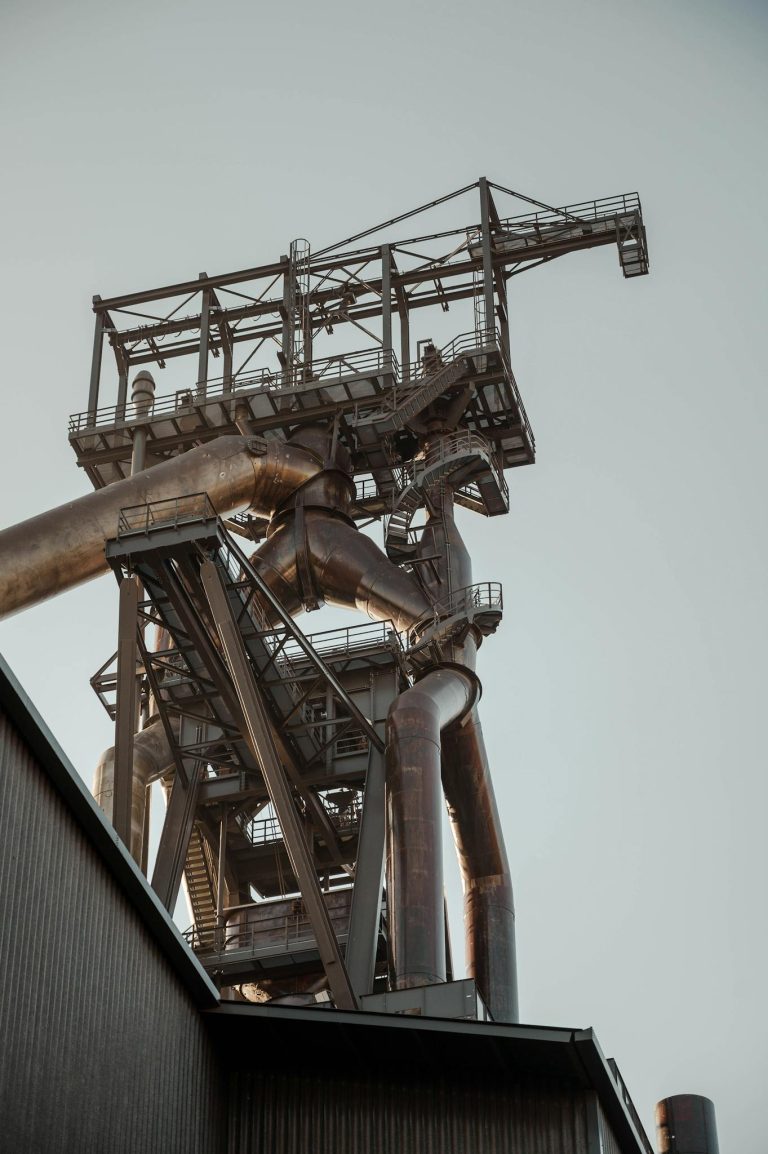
left=93, top=716, right=175, bottom=865
left=0, top=435, right=323, bottom=620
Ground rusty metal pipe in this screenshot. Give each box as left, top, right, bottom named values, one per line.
left=0, top=435, right=323, bottom=620
left=440, top=709, right=519, bottom=1022
left=93, top=716, right=174, bottom=863
left=386, top=667, right=476, bottom=989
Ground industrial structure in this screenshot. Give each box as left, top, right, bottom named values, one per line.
left=0, top=179, right=718, bottom=1153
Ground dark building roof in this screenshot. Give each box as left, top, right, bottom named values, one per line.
left=0, top=651, right=653, bottom=1154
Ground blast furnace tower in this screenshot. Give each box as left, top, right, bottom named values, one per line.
left=0, top=179, right=648, bottom=1021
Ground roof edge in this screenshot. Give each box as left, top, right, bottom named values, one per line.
left=0, top=650, right=219, bottom=1009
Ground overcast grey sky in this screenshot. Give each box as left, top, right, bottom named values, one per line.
left=1, top=0, right=767, bottom=1148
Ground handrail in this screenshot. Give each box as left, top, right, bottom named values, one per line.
left=69, top=344, right=400, bottom=434
left=243, top=793, right=364, bottom=846
left=407, top=581, right=503, bottom=647
left=69, top=327, right=524, bottom=437
left=116, top=492, right=217, bottom=538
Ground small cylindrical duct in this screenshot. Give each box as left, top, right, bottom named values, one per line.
left=655, top=1095, right=720, bottom=1154
left=130, top=370, right=156, bottom=475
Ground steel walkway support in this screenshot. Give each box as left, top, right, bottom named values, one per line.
left=200, top=559, right=357, bottom=1011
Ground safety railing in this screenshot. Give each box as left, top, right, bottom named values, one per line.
left=242, top=792, right=364, bottom=846
left=116, top=492, right=217, bottom=538
left=407, top=581, right=503, bottom=647
left=392, top=430, right=509, bottom=505
left=496, top=191, right=641, bottom=231
left=184, top=896, right=353, bottom=957
left=281, top=618, right=401, bottom=663
left=354, top=476, right=379, bottom=502
left=70, top=325, right=527, bottom=439
left=69, top=344, right=400, bottom=434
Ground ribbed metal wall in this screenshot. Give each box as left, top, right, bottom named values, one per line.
left=0, top=716, right=223, bottom=1154
left=226, top=1070, right=592, bottom=1154
left=599, top=1105, right=624, bottom=1154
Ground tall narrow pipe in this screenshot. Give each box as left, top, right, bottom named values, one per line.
left=93, top=716, right=175, bottom=862
left=129, top=370, right=156, bottom=475
left=440, top=710, right=519, bottom=1022
left=0, top=435, right=323, bottom=619
left=386, top=667, right=476, bottom=988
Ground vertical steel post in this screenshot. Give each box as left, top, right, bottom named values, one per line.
left=479, top=177, right=496, bottom=338
left=381, top=244, right=393, bottom=374
left=197, top=275, right=211, bottom=396
left=397, top=288, right=410, bottom=384
left=151, top=748, right=202, bottom=912
left=280, top=255, right=292, bottom=374
left=199, top=559, right=357, bottom=1010
left=112, top=575, right=139, bottom=847
left=88, top=305, right=104, bottom=420
left=216, top=810, right=228, bottom=949
left=345, top=745, right=386, bottom=999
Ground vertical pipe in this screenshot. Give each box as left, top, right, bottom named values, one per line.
left=655, top=1095, right=720, bottom=1154
left=386, top=668, right=474, bottom=989
left=130, top=370, right=156, bottom=475
left=441, top=711, right=519, bottom=1022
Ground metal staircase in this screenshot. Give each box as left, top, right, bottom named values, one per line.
left=183, top=824, right=218, bottom=927
left=385, top=432, right=509, bottom=562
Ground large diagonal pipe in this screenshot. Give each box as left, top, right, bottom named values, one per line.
left=0, top=434, right=323, bottom=620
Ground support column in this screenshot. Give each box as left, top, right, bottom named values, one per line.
left=479, top=177, right=496, bottom=339
left=200, top=559, right=357, bottom=1011
left=197, top=274, right=211, bottom=397
left=112, top=576, right=139, bottom=848
left=381, top=244, right=393, bottom=376
left=88, top=305, right=104, bottom=420
left=346, top=745, right=386, bottom=999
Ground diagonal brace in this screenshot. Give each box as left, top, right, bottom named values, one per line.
left=199, top=558, right=357, bottom=1011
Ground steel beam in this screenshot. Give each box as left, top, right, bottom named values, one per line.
left=199, top=558, right=357, bottom=1010
left=112, top=575, right=139, bottom=847
left=150, top=719, right=203, bottom=912
left=197, top=277, right=211, bottom=394
left=345, top=744, right=386, bottom=998
left=87, top=308, right=104, bottom=419
left=479, top=177, right=496, bottom=337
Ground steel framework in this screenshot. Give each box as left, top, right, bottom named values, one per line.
left=0, top=177, right=648, bottom=1021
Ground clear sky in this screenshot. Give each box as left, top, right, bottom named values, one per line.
left=1, top=1, right=766, bottom=1148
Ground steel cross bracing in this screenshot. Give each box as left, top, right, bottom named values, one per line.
left=105, top=500, right=399, bottom=994
left=70, top=178, right=647, bottom=499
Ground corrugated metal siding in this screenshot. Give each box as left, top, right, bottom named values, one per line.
left=598, top=1103, right=624, bottom=1154
left=0, top=715, right=223, bottom=1154
left=226, top=1070, right=592, bottom=1154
